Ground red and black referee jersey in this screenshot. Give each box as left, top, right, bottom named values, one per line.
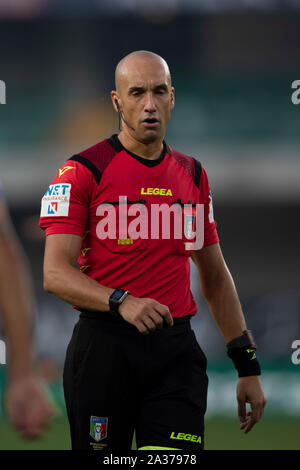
left=39, top=134, right=219, bottom=318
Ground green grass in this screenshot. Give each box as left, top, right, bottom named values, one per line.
left=205, top=416, right=300, bottom=450
left=0, top=416, right=298, bottom=450
left=0, top=418, right=71, bottom=450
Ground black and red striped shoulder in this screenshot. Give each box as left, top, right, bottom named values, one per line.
left=67, top=138, right=119, bottom=185
left=169, top=147, right=202, bottom=189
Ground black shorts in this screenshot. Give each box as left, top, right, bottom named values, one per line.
left=63, top=311, right=208, bottom=451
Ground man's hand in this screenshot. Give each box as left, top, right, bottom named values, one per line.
left=6, top=373, right=56, bottom=439
left=119, top=295, right=173, bottom=334
left=237, top=375, right=267, bottom=434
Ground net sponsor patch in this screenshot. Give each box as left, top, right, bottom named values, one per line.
left=40, top=183, right=71, bottom=217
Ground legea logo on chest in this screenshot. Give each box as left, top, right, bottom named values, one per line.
left=141, top=187, right=172, bottom=196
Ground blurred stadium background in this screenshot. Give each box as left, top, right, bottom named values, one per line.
left=0, top=0, right=300, bottom=450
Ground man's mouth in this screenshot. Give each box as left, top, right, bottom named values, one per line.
left=142, top=117, right=159, bottom=127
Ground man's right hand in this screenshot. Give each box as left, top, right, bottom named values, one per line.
left=118, top=296, right=173, bottom=334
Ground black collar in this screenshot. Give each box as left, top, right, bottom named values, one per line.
left=107, top=134, right=170, bottom=168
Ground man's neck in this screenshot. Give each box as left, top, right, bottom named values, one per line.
left=118, top=131, right=164, bottom=160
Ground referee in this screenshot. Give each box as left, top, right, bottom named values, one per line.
left=39, top=50, right=266, bottom=451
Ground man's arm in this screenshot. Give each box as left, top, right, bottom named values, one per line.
left=0, top=200, right=54, bottom=438
left=43, top=233, right=114, bottom=311
left=43, top=233, right=173, bottom=334
left=192, top=243, right=267, bottom=433
left=0, top=201, right=35, bottom=378
left=192, top=242, right=246, bottom=342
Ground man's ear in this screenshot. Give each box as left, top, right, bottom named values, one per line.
left=115, top=100, right=120, bottom=112
left=110, top=91, right=120, bottom=112
left=170, top=87, right=175, bottom=110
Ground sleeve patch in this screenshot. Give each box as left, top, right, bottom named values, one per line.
left=40, top=183, right=71, bottom=217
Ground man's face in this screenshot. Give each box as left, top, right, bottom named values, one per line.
left=113, top=58, right=174, bottom=143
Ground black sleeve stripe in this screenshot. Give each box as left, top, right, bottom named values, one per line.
left=193, top=158, right=202, bottom=189
left=69, top=155, right=101, bottom=185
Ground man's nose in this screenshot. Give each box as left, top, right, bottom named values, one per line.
left=144, top=93, right=156, bottom=113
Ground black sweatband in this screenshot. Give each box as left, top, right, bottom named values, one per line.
left=227, top=330, right=261, bottom=377
left=227, top=329, right=257, bottom=350
left=227, top=346, right=261, bottom=377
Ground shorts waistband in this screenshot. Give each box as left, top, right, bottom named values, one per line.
left=79, top=309, right=191, bottom=328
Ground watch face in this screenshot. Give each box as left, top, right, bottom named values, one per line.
left=111, top=290, right=126, bottom=303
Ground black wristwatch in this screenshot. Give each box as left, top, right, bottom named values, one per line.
left=109, top=289, right=130, bottom=314
left=227, top=329, right=257, bottom=351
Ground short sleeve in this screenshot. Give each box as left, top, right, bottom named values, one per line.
left=198, top=167, right=219, bottom=247
left=39, top=160, right=92, bottom=237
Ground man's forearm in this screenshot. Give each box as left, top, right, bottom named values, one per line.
left=0, top=238, right=36, bottom=379
left=44, top=263, right=114, bottom=312
left=202, top=267, right=247, bottom=343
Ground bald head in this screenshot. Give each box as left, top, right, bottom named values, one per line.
left=115, top=50, right=171, bottom=93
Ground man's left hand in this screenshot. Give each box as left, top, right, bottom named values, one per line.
left=236, top=375, right=267, bottom=434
